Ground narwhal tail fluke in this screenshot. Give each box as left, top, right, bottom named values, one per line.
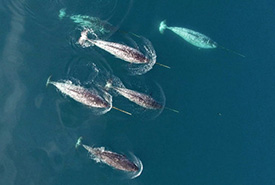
left=59, top=8, right=67, bottom=20
left=165, top=107, right=179, bottom=113
left=104, top=79, right=113, bottom=90
left=46, top=75, right=52, bottom=87
left=159, top=20, right=167, bottom=34
left=75, top=136, right=83, bottom=149
left=79, top=29, right=96, bottom=47
left=218, top=44, right=246, bottom=58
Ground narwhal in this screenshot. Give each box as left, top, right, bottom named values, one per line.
left=79, top=30, right=150, bottom=64
left=59, top=8, right=111, bottom=35
left=159, top=20, right=245, bottom=57
left=105, top=80, right=179, bottom=113
left=46, top=76, right=131, bottom=115
left=76, top=137, right=142, bottom=173
left=79, top=29, right=170, bottom=69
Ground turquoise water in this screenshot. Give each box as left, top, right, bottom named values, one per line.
left=1, top=0, right=275, bottom=185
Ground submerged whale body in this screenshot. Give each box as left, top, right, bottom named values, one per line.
left=159, top=20, right=217, bottom=49
left=76, top=137, right=140, bottom=172
left=46, top=76, right=111, bottom=109
left=59, top=8, right=111, bottom=35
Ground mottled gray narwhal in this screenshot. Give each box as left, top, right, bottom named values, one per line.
left=79, top=29, right=151, bottom=64
left=46, top=76, right=131, bottom=115
left=105, top=80, right=179, bottom=113
left=79, top=29, right=170, bottom=70
left=76, top=137, right=143, bottom=178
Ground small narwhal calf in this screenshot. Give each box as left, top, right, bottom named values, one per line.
left=76, top=137, right=142, bottom=174
left=159, top=20, right=245, bottom=57
left=105, top=80, right=179, bottom=113
left=46, top=76, right=132, bottom=115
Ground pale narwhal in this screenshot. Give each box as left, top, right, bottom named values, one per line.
left=46, top=76, right=131, bottom=115
left=159, top=20, right=245, bottom=57
left=75, top=137, right=143, bottom=177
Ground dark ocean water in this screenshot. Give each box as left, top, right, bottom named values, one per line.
left=1, top=0, right=275, bottom=185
